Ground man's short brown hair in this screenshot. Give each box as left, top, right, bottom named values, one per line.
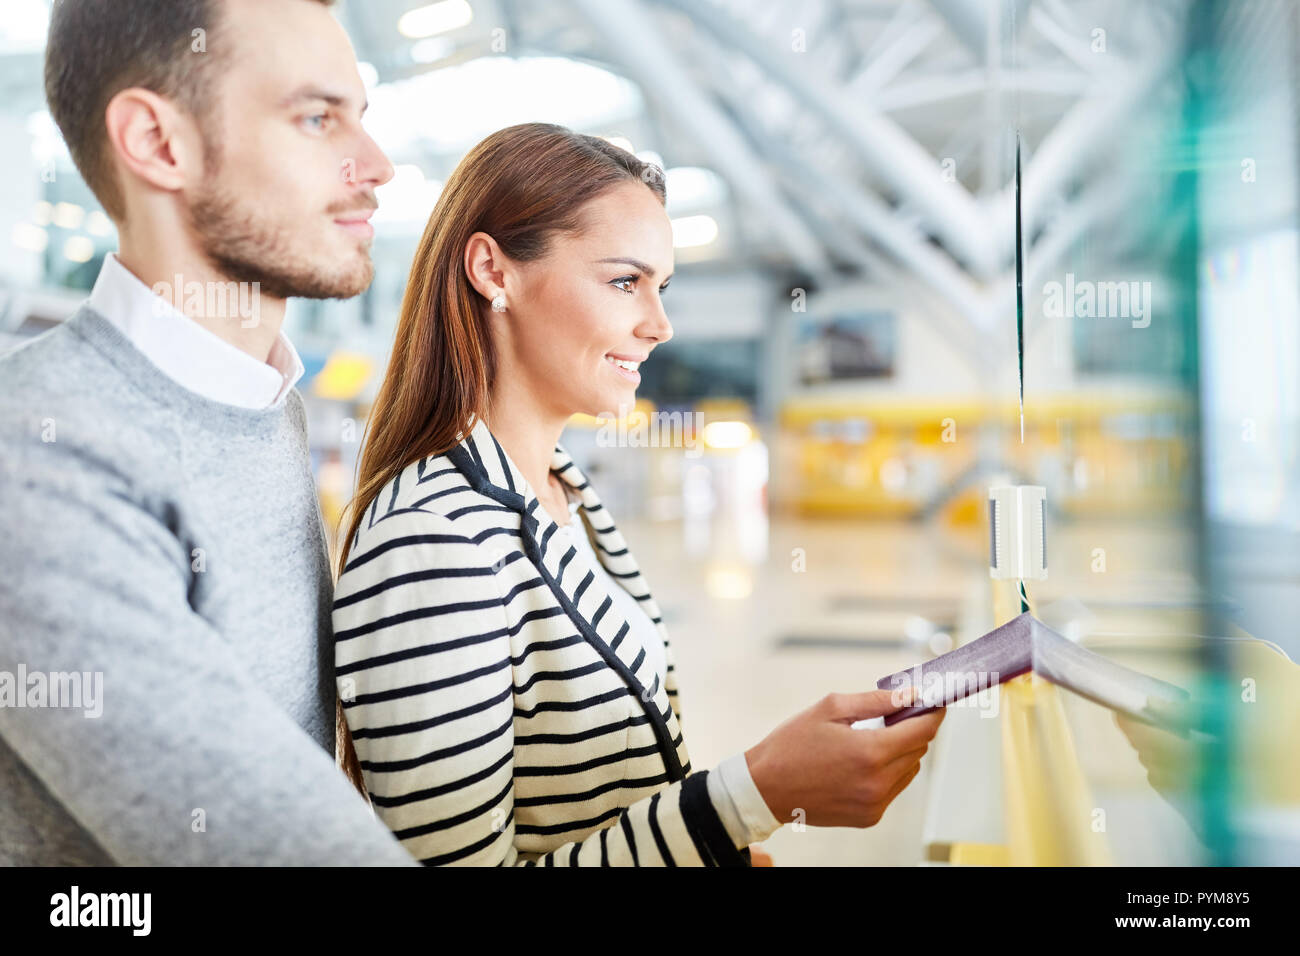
left=44, top=0, right=334, bottom=221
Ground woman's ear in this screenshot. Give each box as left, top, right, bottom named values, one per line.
left=464, top=232, right=510, bottom=308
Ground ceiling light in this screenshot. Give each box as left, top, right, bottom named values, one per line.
left=664, top=166, right=726, bottom=212
left=63, top=235, right=94, bottom=263
left=398, top=0, right=473, bottom=39
left=702, top=420, right=752, bottom=449
left=52, top=202, right=84, bottom=230
left=12, top=223, right=48, bottom=252
left=671, top=214, right=718, bottom=248
left=86, top=211, right=114, bottom=237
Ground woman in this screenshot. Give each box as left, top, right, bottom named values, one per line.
left=333, top=123, right=944, bottom=866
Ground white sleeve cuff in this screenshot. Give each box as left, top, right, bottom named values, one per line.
left=706, top=751, right=783, bottom=849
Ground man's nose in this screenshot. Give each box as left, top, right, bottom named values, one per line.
left=352, top=132, right=395, bottom=188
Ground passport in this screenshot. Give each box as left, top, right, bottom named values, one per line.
left=876, top=612, right=1194, bottom=734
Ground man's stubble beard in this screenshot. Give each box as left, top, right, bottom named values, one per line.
left=185, top=140, right=375, bottom=302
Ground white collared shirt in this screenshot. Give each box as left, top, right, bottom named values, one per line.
left=86, top=252, right=305, bottom=409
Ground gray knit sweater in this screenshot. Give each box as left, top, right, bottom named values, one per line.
left=0, top=305, right=415, bottom=865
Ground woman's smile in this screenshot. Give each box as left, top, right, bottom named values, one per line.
left=605, top=352, right=644, bottom=383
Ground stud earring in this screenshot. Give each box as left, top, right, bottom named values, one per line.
left=491, top=293, right=506, bottom=313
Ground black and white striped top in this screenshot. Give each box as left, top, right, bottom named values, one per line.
left=333, top=415, right=754, bottom=865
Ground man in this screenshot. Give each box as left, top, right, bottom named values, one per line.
left=0, top=0, right=417, bottom=865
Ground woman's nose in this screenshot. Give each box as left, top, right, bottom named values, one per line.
left=642, top=299, right=673, bottom=345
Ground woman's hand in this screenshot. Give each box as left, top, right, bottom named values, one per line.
left=1114, top=711, right=1207, bottom=841
left=744, top=688, right=944, bottom=829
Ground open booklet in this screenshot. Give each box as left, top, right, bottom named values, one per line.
left=873, top=612, right=1195, bottom=735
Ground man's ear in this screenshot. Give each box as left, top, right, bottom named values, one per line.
left=103, top=88, right=204, bottom=198
left=463, top=231, right=511, bottom=305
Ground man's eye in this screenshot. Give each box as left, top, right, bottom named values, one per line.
left=303, top=113, right=330, bottom=132
left=611, top=276, right=637, bottom=293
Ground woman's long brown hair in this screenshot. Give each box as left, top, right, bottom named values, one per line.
left=333, top=123, right=667, bottom=798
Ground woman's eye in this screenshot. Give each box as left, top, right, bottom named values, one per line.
left=611, top=276, right=637, bottom=293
